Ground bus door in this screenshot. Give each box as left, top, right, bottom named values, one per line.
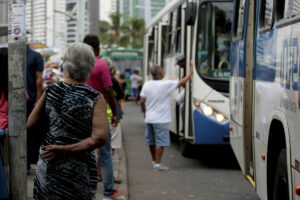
left=184, top=1, right=197, bottom=141
left=230, top=0, right=255, bottom=179
left=192, top=1, right=232, bottom=145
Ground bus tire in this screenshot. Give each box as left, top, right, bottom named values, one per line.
left=179, top=138, right=192, bottom=158
left=272, top=149, right=289, bottom=200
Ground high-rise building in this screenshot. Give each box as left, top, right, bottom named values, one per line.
left=25, top=0, right=98, bottom=47
left=47, top=0, right=66, bottom=47
left=26, top=0, right=66, bottom=47
left=0, top=0, right=8, bottom=45
left=119, top=0, right=169, bottom=23
left=66, top=0, right=99, bottom=46
left=26, top=0, right=47, bottom=44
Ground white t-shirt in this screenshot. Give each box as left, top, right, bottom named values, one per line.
left=140, top=80, right=179, bottom=123
left=130, top=74, right=142, bottom=88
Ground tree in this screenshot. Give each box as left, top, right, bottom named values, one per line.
left=99, top=13, right=145, bottom=49
left=123, top=18, right=145, bottom=49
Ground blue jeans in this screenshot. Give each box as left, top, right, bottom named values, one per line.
left=99, top=128, right=115, bottom=196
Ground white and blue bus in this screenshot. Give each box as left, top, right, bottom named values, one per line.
left=230, top=0, right=300, bottom=199
left=143, top=0, right=233, bottom=156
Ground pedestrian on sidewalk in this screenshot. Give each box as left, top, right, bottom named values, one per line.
left=0, top=47, right=9, bottom=199
left=102, top=57, right=124, bottom=156
left=140, top=63, right=193, bottom=171
left=130, top=70, right=142, bottom=104
left=28, top=42, right=109, bottom=199
left=84, top=34, right=125, bottom=200
left=26, top=45, right=44, bottom=171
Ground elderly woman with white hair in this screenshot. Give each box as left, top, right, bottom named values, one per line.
left=27, top=42, right=108, bottom=200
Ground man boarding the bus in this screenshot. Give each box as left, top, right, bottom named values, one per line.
left=140, top=63, right=193, bottom=171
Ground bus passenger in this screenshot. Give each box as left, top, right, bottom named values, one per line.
left=140, top=64, right=193, bottom=171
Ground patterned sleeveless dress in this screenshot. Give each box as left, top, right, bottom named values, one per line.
left=33, top=82, right=101, bottom=200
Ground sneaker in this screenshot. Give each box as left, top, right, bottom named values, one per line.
left=103, top=189, right=126, bottom=200
left=153, top=164, right=169, bottom=171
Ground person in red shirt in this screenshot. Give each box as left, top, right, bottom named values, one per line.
left=0, top=47, right=9, bottom=199
left=0, top=47, right=8, bottom=132
left=84, top=34, right=124, bottom=200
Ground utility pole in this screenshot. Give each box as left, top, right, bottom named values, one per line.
left=8, top=0, right=27, bottom=199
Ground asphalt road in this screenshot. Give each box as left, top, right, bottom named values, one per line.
left=122, top=102, right=260, bottom=200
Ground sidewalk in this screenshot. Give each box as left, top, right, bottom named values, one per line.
left=27, top=140, right=128, bottom=200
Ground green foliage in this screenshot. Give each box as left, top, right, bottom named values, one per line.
left=99, top=13, right=145, bottom=49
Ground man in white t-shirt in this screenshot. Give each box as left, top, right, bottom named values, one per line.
left=130, top=70, right=142, bottom=104
left=140, top=64, right=193, bottom=171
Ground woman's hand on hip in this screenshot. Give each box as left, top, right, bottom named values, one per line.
left=41, top=145, right=69, bottom=161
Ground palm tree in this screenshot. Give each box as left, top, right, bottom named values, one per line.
left=99, top=13, right=145, bottom=48
left=123, top=18, right=145, bottom=49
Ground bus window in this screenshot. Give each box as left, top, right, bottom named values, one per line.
left=196, top=2, right=232, bottom=91
left=148, top=29, right=155, bottom=72
left=259, top=0, right=273, bottom=28
left=233, top=0, right=246, bottom=39
left=167, top=12, right=173, bottom=54
left=160, top=25, right=168, bottom=66
left=275, top=0, right=285, bottom=21
left=175, top=6, right=182, bottom=53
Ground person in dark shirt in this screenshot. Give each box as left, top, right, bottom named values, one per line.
left=26, top=46, right=44, bottom=170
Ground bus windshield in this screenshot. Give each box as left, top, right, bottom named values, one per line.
left=196, top=2, right=233, bottom=91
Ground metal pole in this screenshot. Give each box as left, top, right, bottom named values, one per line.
left=8, top=0, right=27, bottom=199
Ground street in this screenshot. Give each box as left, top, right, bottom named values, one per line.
left=122, top=102, right=260, bottom=200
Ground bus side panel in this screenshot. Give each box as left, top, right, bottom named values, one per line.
left=253, top=28, right=278, bottom=199
left=230, top=119, right=245, bottom=173
left=293, top=169, right=300, bottom=200
left=290, top=24, right=300, bottom=197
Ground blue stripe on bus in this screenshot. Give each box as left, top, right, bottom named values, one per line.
left=193, top=110, right=229, bottom=145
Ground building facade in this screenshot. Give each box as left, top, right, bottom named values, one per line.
left=26, top=0, right=47, bottom=44
left=47, top=0, right=66, bottom=47
left=119, top=0, right=171, bottom=23
left=0, top=0, right=8, bottom=45
left=66, top=0, right=99, bottom=46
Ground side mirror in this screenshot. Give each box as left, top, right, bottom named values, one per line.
left=185, top=2, right=197, bottom=26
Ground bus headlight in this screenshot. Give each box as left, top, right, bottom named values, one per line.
left=194, top=99, right=228, bottom=124
left=200, top=103, right=213, bottom=116
left=216, top=114, right=225, bottom=122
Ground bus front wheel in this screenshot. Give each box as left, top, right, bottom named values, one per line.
left=272, top=149, right=289, bottom=200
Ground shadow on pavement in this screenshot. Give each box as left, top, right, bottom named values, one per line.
left=170, top=133, right=240, bottom=169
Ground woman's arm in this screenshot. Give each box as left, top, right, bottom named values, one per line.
left=27, top=92, right=46, bottom=132
left=41, top=95, right=109, bottom=161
